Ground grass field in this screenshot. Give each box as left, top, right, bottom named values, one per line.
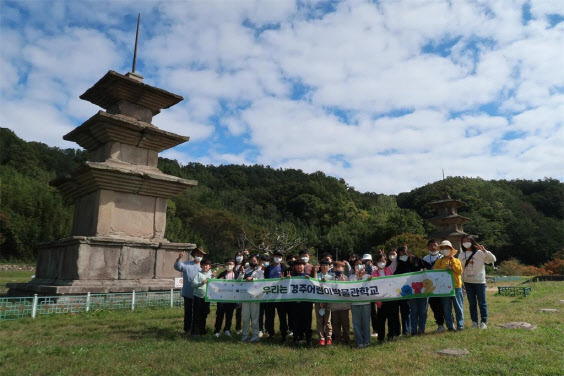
left=0, top=277, right=563, bottom=376
left=0, top=271, right=34, bottom=295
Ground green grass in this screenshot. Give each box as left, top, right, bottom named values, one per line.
left=0, top=271, right=34, bottom=295
left=1, top=281, right=563, bottom=376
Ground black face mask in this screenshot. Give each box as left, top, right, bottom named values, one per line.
left=334, top=271, right=343, bottom=277
left=249, top=262, right=257, bottom=268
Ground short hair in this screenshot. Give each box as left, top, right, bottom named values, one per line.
left=293, top=259, right=306, bottom=266
left=427, top=239, right=437, bottom=246
left=261, top=255, right=270, bottom=261
left=201, top=258, right=212, bottom=265
left=321, top=252, right=332, bottom=258
left=397, top=245, right=407, bottom=253
left=320, top=259, right=331, bottom=265
left=299, top=250, right=309, bottom=256
left=286, top=253, right=297, bottom=261
left=224, top=258, right=235, bottom=264
left=333, top=261, right=345, bottom=268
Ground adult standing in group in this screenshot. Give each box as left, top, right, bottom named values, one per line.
left=422, top=239, right=445, bottom=332
left=174, top=247, right=206, bottom=333
left=233, top=250, right=246, bottom=334
left=459, top=236, right=496, bottom=329
left=264, top=250, right=289, bottom=341
left=238, top=254, right=265, bottom=342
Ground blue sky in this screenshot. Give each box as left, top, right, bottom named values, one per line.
left=1, top=0, right=563, bottom=194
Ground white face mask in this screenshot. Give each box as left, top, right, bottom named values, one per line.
left=389, top=255, right=397, bottom=260
left=441, top=249, right=451, bottom=256
left=355, top=264, right=365, bottom=271
left=235, top=256, right=243, bottom=263
left=194, top=256, right=203, bottom=262
left=430, top=250, right=439, bottom=256
left=226, top=265, right=234, bottom=271
left=263, top=262, right=270, bottom=267
left=301, top=257, right=309, bottom=263
left=273, top=257, right=282, bottom=264
left=377, top=262, right=386, bottom=269
left=399, top=255, right=409, bottom=262
left=463, top=242, right=472, bottom=249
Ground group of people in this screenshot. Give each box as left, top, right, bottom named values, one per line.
left=174, top=235, right=496, bottom=348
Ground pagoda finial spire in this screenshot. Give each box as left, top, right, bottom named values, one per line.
left=442, top=168, right=450, bottom=199
left=126, top=13, right=143, bottom=82
left=132, top=13, right=140, bottom=73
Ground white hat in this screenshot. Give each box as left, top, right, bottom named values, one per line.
left=362, top=253, right=372, bottom=261
left=439, top=240, right=454, bottom=249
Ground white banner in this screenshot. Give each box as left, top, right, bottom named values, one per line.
left=205, top=270, right=455, bottom=303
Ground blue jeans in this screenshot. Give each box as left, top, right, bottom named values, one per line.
left=465, top=283, right=488, bottom=324
left=441, top=288, right=464, bottom=330
left=351, top=304, right=371, bottom=346
left=408, top=298, right=428, bottom=334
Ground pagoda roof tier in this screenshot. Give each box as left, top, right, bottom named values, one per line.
left=64, top=111, right=189, bottom=152
left=426, top=213, right=470, bottom=223
left=427, top=230, right=467, bottom=238
left=428, top=197, right=464, bottom=208
left=51, top=162, right=197, bottom=199
left=80, top=70, right=183, bottom=115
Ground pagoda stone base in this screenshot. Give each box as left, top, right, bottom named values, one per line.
left=7, top=236, right=195, bottom=296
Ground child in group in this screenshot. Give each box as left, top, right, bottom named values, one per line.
left=234, top=250, right=246, bottom=334
left=264, top=250, right=289, bottom=341
left=299, top=250, right=315, bottom=276
left=328, top=261, right=351, bottom=345
left=289, top=259, right=313, bottom=345
left=434, top=240, right=464, bottom=331
left=372, top=254, right=397, bottom=343
left=190, top=258, right=214, bottom=336
left=214, top=259, right=238, bottom=338
left=314, top=259, right=333, bottom=346
left=423, top=239, right=445, bottom=332
left=237, top=255, right=264, bottom=342
left=258, top=254, right=271, bottom=338
left=349, top=259, right=372, bottom=348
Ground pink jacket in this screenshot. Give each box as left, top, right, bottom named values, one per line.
left=372, top=267, right=392, bottom=277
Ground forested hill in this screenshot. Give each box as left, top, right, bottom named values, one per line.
left=1, top=127, right=562, bottom=265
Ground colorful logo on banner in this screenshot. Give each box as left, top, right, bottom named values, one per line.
left=205, top=270, right=455, bottom=303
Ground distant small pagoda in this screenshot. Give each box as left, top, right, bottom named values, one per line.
left=426, top=194, right=469, bottom=252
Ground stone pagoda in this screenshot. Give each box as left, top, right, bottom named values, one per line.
left=425, top=195, right=469, bottom=252
left=9, top=70, right=197, bottom=295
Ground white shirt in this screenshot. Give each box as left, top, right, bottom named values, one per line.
left=458, top=249, right=496, bottom=284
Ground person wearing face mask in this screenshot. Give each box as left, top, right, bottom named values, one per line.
left=390, top=245, right=428, bottom=336
left=387, top=250, right=397, bottom=266
left=345, top=253, right=357, bottom=277
left=434, top=240, right=464, bottom=331
left=257, top=255, right=271, bottom=338
left=214, top=259, right=238, bottom=338
left=174, top=247, right=206, bottom=334
left=237, top=255, right=264, bottom=342
left=458, top=236, right=496, bottom=329
left=372, top=254, right=396, bottom=343
left=190, top=258, right=214, bottom=336
left=288, top=259, right=314, bottom=346
left=423, top=239, right=445, bottom=332
left=363, top=253, right=378, bottom=337
left=327, top=261, right=351, bottom=345
left=264, top=250, right=289, bottom=341
left=299, top=250, right=315, bottom=277
left=314, top=260, right=333, bottom=346
left=349, top=259, right=373, bottom=348
left=233, top=251, right=246, bottom=334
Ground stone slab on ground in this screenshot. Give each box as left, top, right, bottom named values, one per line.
left=437, top=348, right=469, bottom=357
left=499, top=322, right=537, bottom=330
left=558, top=300, right=564, bottom=304
left=538, top=308, right=558, bottom=313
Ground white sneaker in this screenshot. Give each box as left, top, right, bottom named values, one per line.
left=480, top=322, right=487, bottom=329
left=258, top=331, right=264, bottom=338
left=371, top=332, right=378, bottom=337
left=250, top=336, right=260, bottom=342
left=472, top=322, right=479, bottom=329
left=224, top=330, right=231, bottom=337
left=214, top=332, right=221, bottom=338
left=236, top=330, right=242, bottom=335
left=240, top=336, right=248, bottom=342
left=289, top=332, right=294, bottom=337
left=437, top=325, right=445, bottom=333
